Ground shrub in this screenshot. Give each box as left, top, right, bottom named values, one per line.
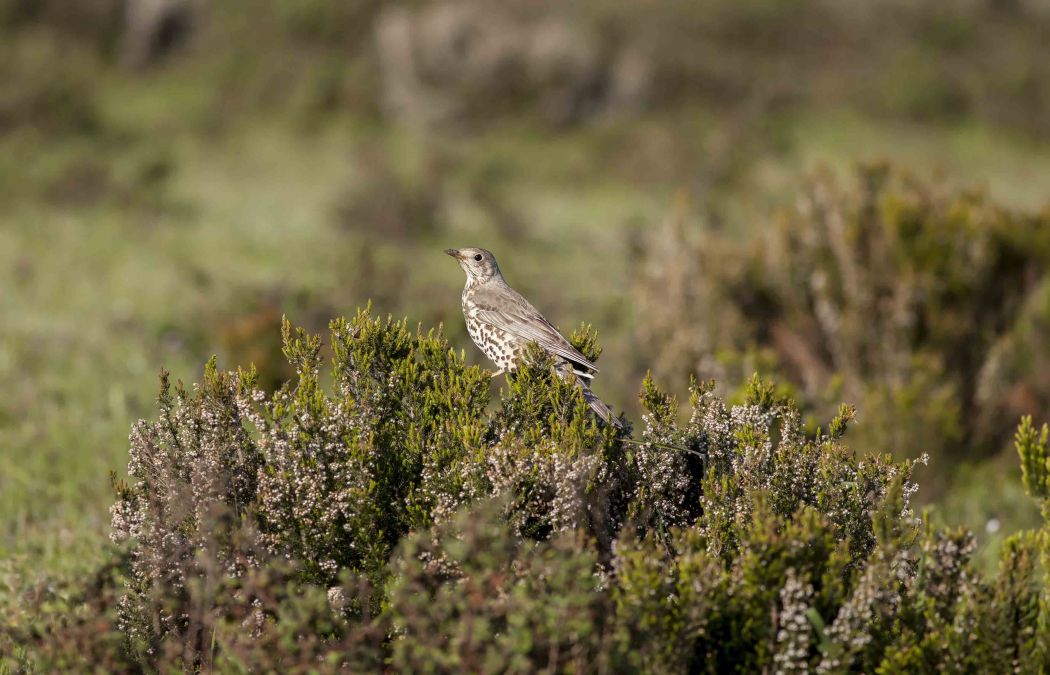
left=633, top=166, right=1050, bottom=483
left=387, top=499, right=610, bottom=672
left=7, top=305, right=1050, bottom=672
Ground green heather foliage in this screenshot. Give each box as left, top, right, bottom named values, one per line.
left=1018, top=416, right=1050, bottom=502
left=636, top=166, right=1050, bottom=478
left=7, top=306, right=1050, bottom=672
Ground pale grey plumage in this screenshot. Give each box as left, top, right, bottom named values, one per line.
left=445, top=247, right=618, bottom=426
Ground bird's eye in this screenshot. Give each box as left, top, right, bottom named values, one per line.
left=474, top=254, right=483, bottom=261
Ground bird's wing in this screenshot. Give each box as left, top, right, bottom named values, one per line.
left=474, top=288, right=598, bottom=374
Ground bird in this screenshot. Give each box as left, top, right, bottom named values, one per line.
left=445, top=247, right=619, bottom=426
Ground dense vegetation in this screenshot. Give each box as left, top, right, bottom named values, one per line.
left=4, top=0, right=1050, bottom=670
left=4, top=309, right=1050, bottom=671
left=635, top=165, right=1050, bottom=495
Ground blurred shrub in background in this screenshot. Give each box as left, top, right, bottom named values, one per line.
left=4, top=0, right=1050, bottom=135
left=634, top=166, right=1050, bottom=492
left=6, top=307, right=1050, bottom=671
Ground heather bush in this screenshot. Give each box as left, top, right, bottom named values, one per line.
left=634, top=165, right=1050, bottom=479
left=8, top=305, right=1050, bottom=672
left=387, top=499, right=610, bottom=672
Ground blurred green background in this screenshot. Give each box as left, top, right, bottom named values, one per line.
left=3, top=0, right=1050, bottom=583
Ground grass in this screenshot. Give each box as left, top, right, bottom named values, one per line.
left=791, top=107, right=1050, bottom=211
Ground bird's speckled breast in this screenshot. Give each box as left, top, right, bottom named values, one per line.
left=462, top=283, right=524, bottom=371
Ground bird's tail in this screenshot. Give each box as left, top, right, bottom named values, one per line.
left=582, top=382, right=620, bottom=428
left=556, top=362, right=621, bottom=428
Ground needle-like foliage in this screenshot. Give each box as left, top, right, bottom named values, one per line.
left=7, top=306, right=1050, bottom=672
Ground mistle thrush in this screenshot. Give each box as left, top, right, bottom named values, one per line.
left=445, top=247, right=619, bottom=426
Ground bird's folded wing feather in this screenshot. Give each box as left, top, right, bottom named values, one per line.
left=474, top=304, right=598, bottom=373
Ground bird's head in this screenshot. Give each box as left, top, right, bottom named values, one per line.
left=445, top=247, right=501, bottom=284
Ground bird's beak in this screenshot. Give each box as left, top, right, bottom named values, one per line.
left=445, top=248, right=462, bottom=260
